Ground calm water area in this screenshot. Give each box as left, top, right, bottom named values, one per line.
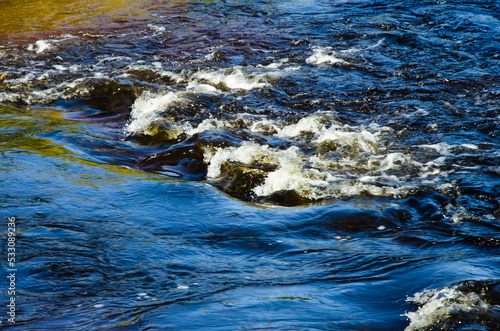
left=0, top=0, right=499, bottom=329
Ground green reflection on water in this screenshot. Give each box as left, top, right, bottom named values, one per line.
left=0, top=105, right=71, bottom=156
left=0, top=104, right=151, bottom=178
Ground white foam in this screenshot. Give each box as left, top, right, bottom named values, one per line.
left=15, top=73, right=37, bottom=84
left=376, top=153, right=412, bottom=172
left=276, top=115, right=329, bottom=138
left=113, top=60, right=451, bottom=201
left=404, top=286, right=490, bottom=330
left=184, top=118, right=226, bottom=136
left=36, top=40, right=51, bottom=54
left=340, top=38, right=385, bottom=54
left=461, top=143, right=478, bottom=149
left=205, top=142, right=265, bottom=179
left=148, top=24, right=166, bottom=33
left=82, top=33, right=110, bottom=38
left=53, top=65, right=68, bottom=71
left=192, top=63, right=289, bottom=90
left=97, top=56, right=131, bottom=65
left=203, top=51, right=217, bottom=61
left=257, top=58, right=290, bottom=69
left=273, top=116, right=389, bottom=159
left=28, top=40, right=51, bottom=54
left=248, top=118, right=280, bottom=135
left=123, top=63, right=292, bottom=137
left=199, top=113, right=420, bottom=200
left=186, top=83, right=219, bottom=93
left=253, top=157, right=334, bottom=199
left=318, top=128, right=378, bottom=153
left=306, top=46, right=348, bottom=65
left=126, top=64, right=182, bottom=83
left=418, top=142, right=479, bottom=156
left=418, top=143, right=454, bottom=156
left=204, top=138, right=401, bottom=200
left=124, top=90, right=184, bottom=136
left=194, top=67, right=269, bottom=90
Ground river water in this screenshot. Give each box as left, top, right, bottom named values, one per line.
left=1, top=0, right=499, bottom=329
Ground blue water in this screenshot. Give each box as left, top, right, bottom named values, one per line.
left=1, top=0, right=500, bottom=330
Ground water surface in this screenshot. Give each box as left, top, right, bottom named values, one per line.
left=1, top=0, right=499, bottom=329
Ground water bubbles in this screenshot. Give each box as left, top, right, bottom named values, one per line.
left=135, top=292, right=156, bottom=301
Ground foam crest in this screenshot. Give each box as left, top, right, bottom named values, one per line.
left=317, top=128, right=378, bottom=153
left=404, top=286, right=490, bottom=331
left=340, top=38, right=385, bottom=54
left=125, top=63, right=183, bottom=83
left=248, top=118, right=281, bottom=135
left=275, top=115, right=383, bottom=154
left=257, top=58, right=290, bottom=69
left=276, top=115, right=329, bottom=138
left=306, top=46, right=348, bottom=65
left=252, top=146, right=336, bottom=199
left=418, top=143, right=454, bottom=156
left=147, top=24, right=166, bottom=33
left=204, top=143, right=334, bottom=199
left=194, top=67, right=270, bottom=91
left=205, top=143, right=267, bottom=179
left=53, top=64, right=80, bottom=72
left=124, top=91, right=184, bottom=137
left=192, top=113, right=429, bottom=200
left=27, top=40, right=51, bottom=54
left=123, top=63, right=290, bottom=138
left=418, top=143, right=480, bottom=156
left=184, top=118, right=226, bottom=136
left=203, top=136, right=401, bottom=200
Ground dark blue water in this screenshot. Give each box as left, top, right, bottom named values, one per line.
left=1, top=0, right=499, bottom=329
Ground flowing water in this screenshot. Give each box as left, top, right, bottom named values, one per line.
left=1, top=0, right=499, bottom=329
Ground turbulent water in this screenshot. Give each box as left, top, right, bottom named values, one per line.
left=1, top=0, right=499, bottom=329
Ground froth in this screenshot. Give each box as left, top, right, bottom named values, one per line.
left=124, top=91, right=184, bottom=137
left=276, top=115, right=332, bottom=138
left=126, top=100, right=432, bottom=201
left=404, top=286, right=491, bottom=330
left=202, top=116, right=408, bottom=200
left=28, top=40, right=51, bottom=54
left=124, top=64, right=289, bottom=136
left=306, top=46, right=348, bottom=65
left=193, top=67, right=270, bottom=90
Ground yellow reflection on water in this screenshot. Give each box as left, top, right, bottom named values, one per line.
left=0, top=0, right=184, bottom=36
left=0, top=105, right=158, bottom=179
